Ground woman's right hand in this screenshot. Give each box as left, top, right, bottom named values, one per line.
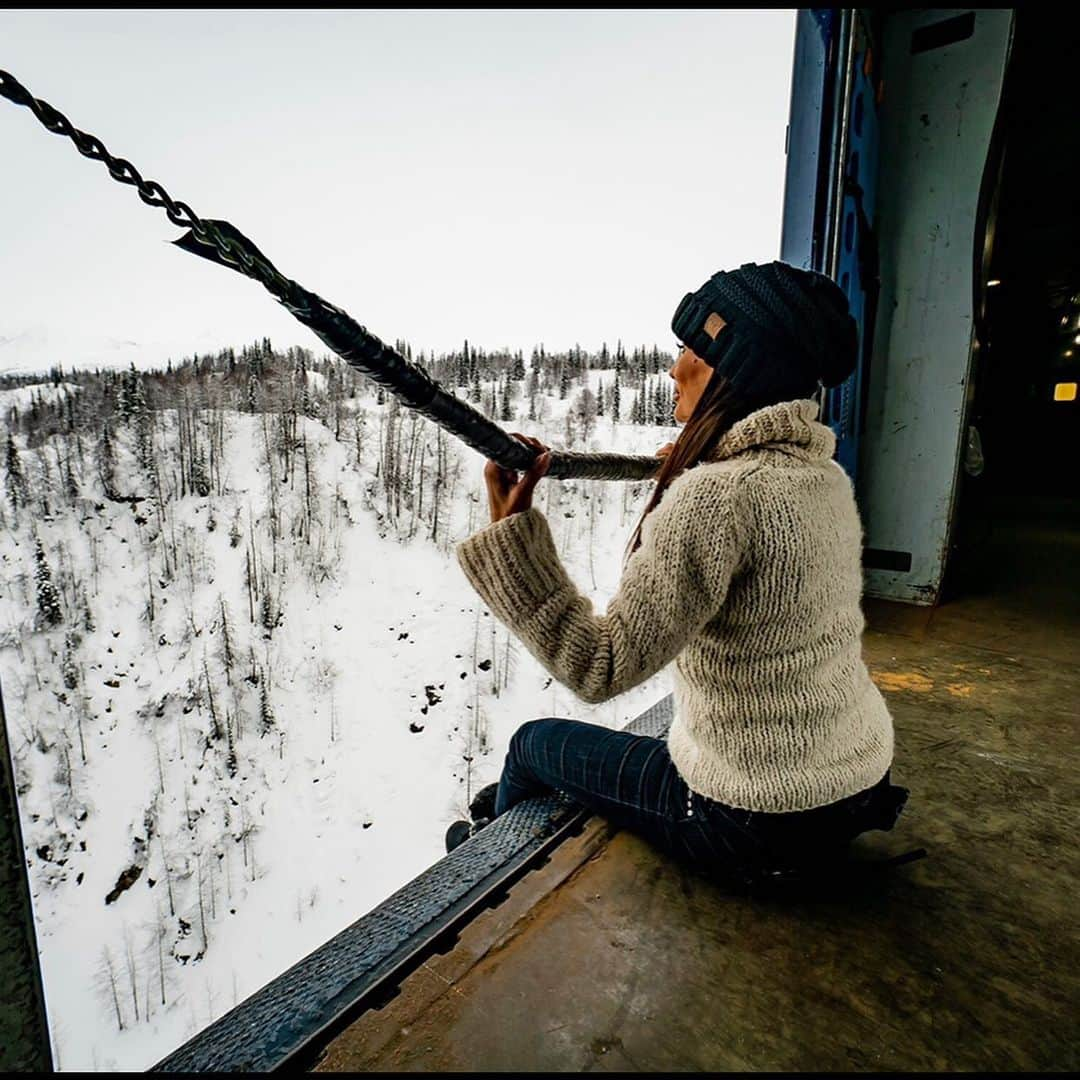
left=656, top=442, right=675, bottom=459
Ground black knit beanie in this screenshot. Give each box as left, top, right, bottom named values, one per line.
left=671, top=261, right=858, bottom=410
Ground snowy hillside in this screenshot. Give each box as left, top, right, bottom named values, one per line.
left=0, top=342, right=681, bottom=1071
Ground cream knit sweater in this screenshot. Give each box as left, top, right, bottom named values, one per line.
left=455, top=398, right=894, bottom=813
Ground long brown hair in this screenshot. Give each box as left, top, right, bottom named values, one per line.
left=622, top=368, right=753, bottom=567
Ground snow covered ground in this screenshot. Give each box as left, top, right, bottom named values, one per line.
left=0, top=381, right=83, bottom=412
left=0, top=364, right=679, bottom=1071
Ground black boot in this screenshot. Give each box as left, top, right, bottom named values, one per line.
left=445, top=816, right=493, bottom=855
left=469, top=782, right=500, bottom=823
left=445, top=820, right=472, bottom=854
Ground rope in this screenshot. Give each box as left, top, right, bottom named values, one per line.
left=0, top=69, right=663, bottom=484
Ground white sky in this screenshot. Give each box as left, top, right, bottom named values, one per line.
left=1, top=9, right=795, bottom=374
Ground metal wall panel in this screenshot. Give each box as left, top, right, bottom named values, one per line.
left=822, top=11, right=882, bottom=480
left=0, top=683, right=54, bottom=1072
left=858, top=8, right=1012, bottom=604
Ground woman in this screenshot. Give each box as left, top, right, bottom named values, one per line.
left=447, top=261, right=908, bottom=888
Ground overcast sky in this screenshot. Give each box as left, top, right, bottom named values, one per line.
left=1, top=9, right=795, bottom=374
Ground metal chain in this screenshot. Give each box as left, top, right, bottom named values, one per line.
left=0, top=68, right=292, bottom=300
left=1, top=68, right=664, bottom=484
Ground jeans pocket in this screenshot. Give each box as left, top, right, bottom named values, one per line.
left=699, top=794, right=754, bottom=832
left=679, top=797, right=763, bottom=869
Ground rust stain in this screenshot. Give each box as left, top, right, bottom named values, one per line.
left=871, top=670, right=934, bottom=693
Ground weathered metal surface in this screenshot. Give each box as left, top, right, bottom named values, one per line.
left=779, top=9, right=834, bottom=274
left=150, top=696, right=675, bottom=1072
left=0, top=681, right=54, bottom=1072
left=858, top=9, right=1013, bottom=604
left=824, top=12, right=883, bottom=480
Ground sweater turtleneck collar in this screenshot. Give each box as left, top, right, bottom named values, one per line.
left=708, top=398, right=836, bottom=463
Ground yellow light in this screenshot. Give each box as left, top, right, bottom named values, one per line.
left=987, top=279, right=1001, bottom=287
left=1075, top=335, right=1080, bottom=345
left=1054, top=382, right=1078, bottom=402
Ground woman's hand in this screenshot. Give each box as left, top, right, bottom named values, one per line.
left=484, top=433, right=552, bottom=523
left=657, top=442, right=676, bottom=459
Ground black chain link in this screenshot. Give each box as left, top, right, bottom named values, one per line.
left=0, top=68, right=293, bottom=299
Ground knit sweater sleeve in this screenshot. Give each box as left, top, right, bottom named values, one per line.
left=454, top=467, right=745, bottom=705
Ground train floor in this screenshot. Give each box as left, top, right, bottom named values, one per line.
left=311, top=496, right=1079, bottom=1072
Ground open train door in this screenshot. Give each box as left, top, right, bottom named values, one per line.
left=782, top=8, right=1014, bottom=605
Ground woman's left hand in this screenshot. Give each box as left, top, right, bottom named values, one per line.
left=485, top=433, right=552, bottom=523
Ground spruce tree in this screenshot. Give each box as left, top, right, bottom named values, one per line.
left=249, top=346, right=264, bottom=381
left=64, top=456, right=79, bottom=502
left=229, top=509, right=243, bottom=548
left=191, top=448, right=211, bottom=497
left=81, top=588, right=95, bottom=632
left=661, top=381, right=674, bottom=423
left=5, top=433, right=26, bottom=511
left=34, top=538, right=63, bottom=626
left=121, top=364, right=144, bottom=426
left=611, top=374, right=621, bottom=421
left=259, top=680, right=275, bottom=735
left=62, top=633, right=79, bottom=690
left=98, top=423, right=116, bottom=497
left=527, top=369, right=538, bottom=422
left=134, top=380, right=154, bottom=476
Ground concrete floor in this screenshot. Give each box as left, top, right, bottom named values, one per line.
left=313, top=500, right=1079, bottom=1072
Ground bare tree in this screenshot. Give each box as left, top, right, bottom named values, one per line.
left=100, top=945, right=125, bottom=1031
left=123, top=923, right=141, bottom=1023
left=218, top=595, right=234, bottom=684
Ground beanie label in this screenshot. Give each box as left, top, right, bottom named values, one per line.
left=704, top=312, right=727, bottom=340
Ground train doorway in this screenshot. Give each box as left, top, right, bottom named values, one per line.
left=940, top=7, right=1080, bottom=661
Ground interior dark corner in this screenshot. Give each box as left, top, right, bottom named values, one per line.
left=942, top=8, right=1080, bottom=627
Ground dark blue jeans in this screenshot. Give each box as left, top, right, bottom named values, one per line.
left=495, top=717, right=906, bottom=883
